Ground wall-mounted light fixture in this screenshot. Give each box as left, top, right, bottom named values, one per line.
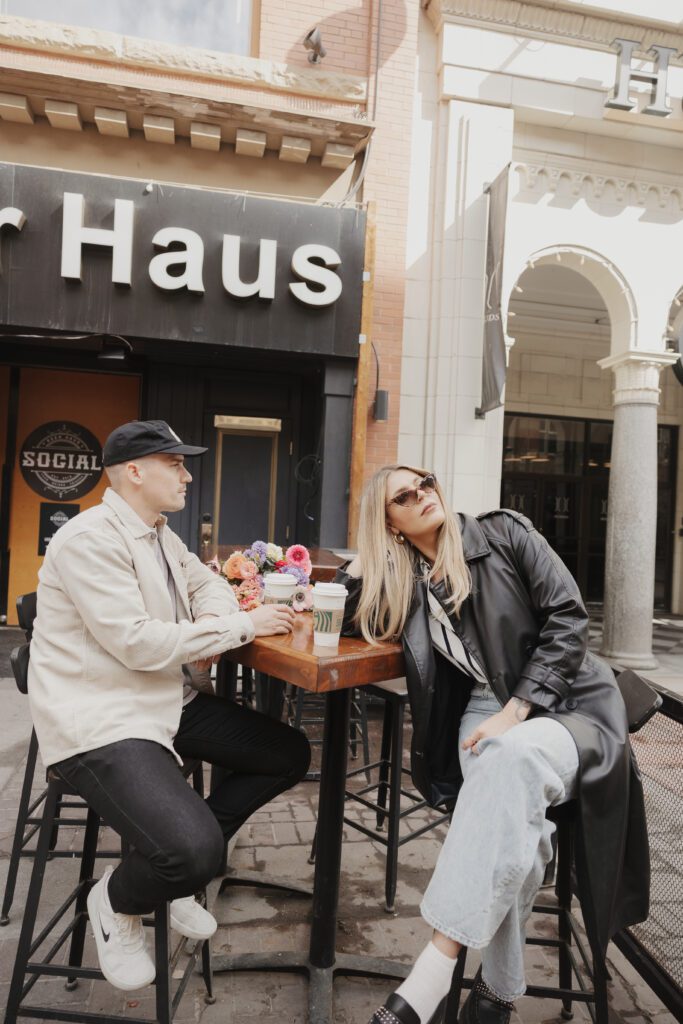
left=98, top=335, right=133, bottom=363
left=372, top=342, right=389, bottom=421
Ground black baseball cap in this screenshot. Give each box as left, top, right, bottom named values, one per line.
left=103, top=420, right=207, bottom=467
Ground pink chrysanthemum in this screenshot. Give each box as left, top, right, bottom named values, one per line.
left=286, top=544, right=312, bottom=576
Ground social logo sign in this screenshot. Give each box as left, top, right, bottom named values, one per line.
left=20, top=422, right=103, bottom=500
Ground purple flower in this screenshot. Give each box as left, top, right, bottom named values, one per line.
left=285, top=565, right=309, bottom=587
left=251, top=540, right=268, bottom=561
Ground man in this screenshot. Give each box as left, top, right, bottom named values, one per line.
left=28, top=420, right=310, bottom=992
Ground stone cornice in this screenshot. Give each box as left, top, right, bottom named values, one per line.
left=514, top=155, right=683, bottom=211
left=427, top=0, right=683, bottom=61
left=0, top=15, right=367, bottom=105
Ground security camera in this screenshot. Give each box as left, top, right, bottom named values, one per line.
left=303, top=27, right=326, bottom=63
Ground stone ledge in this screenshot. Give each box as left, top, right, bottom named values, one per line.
left=428, top=0, right=683, bottom=61
left=0, top=14, right=368, bottom=104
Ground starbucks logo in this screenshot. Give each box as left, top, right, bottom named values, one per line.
left=20, top=422, right=103, bottom=500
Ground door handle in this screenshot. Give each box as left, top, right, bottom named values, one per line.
left=200, top=513, right=213, bottom=552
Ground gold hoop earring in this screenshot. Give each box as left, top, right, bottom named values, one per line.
left=395, top=532, right=405, bottom=545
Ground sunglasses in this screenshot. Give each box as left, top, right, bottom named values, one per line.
left=387, top=473, right=438, bottom=508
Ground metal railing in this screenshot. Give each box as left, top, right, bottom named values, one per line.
left=613, top=686, right=683, bottom=1019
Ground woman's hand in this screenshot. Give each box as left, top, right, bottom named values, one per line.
left=462, top=697, right=532, bottom=754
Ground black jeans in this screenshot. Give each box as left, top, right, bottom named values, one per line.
left=53, top=692, right=311, bottom=915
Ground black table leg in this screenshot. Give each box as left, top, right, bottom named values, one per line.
left=212, top=686, right=408, bottom=1022
left=255, top=672, right=286, bottom=720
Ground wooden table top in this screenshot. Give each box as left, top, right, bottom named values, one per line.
left=222, top=612, right=404, bottom=693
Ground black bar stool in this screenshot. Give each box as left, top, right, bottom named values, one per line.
left=443, top=801, right=609, bottom=1024
left=4, top=642, right=215, bottom=1024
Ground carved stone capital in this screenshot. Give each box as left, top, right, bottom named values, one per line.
left=598, top=351, right=679, bottom=406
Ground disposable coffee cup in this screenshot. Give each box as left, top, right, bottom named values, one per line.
left=264, top=572, right=297, bottom=605
left=312, top=582, right=348, bottom=648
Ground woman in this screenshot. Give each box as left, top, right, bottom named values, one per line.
left=336, top=465, right=650, bottom=1024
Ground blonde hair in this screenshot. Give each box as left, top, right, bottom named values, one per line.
left=354, top=464, right=471, bottom=643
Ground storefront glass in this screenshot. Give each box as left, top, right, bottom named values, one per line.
left=501, top=413, right=677, bottom=608
left=502, top=416, right=584, bottom=476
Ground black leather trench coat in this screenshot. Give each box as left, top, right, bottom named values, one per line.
left=337, top=509, right=650, bottom=956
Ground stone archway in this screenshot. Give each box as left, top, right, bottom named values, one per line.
left=504, top=244, right=676, bottom=668
left=504, top=243, right=637, bottom=359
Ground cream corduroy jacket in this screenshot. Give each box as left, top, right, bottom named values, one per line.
left=28, top=488, right=255, bottom=767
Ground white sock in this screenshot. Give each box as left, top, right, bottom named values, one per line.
left=394, top=941, right=457, bottom=1023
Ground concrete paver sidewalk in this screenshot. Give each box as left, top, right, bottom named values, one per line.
left=0, top=681, right=677, bottom=1023
left=0, top=612, right=680, bottom=1023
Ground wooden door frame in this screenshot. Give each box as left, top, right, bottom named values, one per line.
left=347, top=202, right=376, bottom=548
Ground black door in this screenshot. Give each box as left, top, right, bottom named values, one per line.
left=206, top=415, right=292, bottom=546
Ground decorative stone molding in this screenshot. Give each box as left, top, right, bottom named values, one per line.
left=598, top=351, right=678, bottom=406
left=427, top=0, right=683, bottom=61
left=0, top=15, right=368, bottom=104
left=515, top=158, right=683, bottom=210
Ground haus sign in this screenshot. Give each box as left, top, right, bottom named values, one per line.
left=0, top=164, right=365, bottom=358
left=606, top=38, right=683, bottom=117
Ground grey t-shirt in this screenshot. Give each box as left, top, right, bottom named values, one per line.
left=153, top=527, right=198, bottom=706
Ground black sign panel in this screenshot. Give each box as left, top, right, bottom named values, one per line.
left=21, top=422, right=103, bottom=500
left=38, top=502, right=81, bottom=556
left=0, top=163, right=365, bottom=359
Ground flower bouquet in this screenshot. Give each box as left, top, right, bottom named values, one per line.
left=207, top=541, right=314, bottom=613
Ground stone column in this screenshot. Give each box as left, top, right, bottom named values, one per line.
left=599, top=352, right=677, bottom=669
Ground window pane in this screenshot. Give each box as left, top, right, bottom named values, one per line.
left=587, top=421, right=612, bottom=474
left=657, top=425, right=674, bottom=485
left=5, top=0, right=252, bottom=56
left=502, top=415, right=584, bottom=476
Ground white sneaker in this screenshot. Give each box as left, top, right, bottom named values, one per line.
left=169, top=896, right=217, bottom=940
left=87, top=866, right=156, bottom=991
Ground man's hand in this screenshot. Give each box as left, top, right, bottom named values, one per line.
left=247, top=603, right=296, bottom=636
left=462, top=697, right=532, bottom=754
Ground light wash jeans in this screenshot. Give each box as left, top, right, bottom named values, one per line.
left=420, top=684, right=579, bottom=1002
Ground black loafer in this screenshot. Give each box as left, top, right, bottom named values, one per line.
left=369, top=993, right=421, bottom=1024
left=369, top=992, right=449, bottom=1024
left=458, top=983, right=512, bottom=1024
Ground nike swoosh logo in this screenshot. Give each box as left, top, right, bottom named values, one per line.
left=100, top=914, right=110, bottom=942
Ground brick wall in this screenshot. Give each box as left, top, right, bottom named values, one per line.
left=260, top=0, right=419, bottom=481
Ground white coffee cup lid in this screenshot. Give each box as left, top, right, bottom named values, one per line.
left=266, top=573, right=297, bottom=585
left=313, top=582, right=348, bottom=596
